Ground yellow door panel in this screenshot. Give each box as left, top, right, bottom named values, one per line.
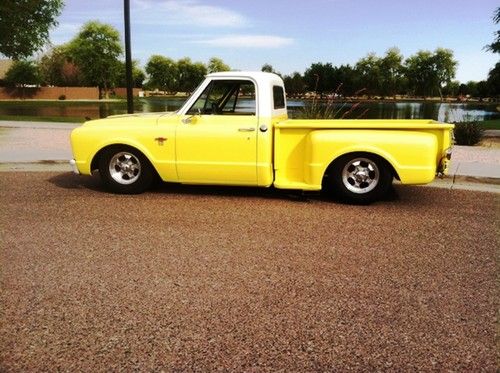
left=176, top=115, right=258, bottom=185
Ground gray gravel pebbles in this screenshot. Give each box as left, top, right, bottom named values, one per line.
left=0, top=172, right=498, bottom=371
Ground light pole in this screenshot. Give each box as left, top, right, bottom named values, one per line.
left=124, top=0, right=134, bottom=114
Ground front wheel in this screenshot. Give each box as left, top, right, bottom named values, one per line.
left=98, top=146, right=154, bottom=194
left=324, top=153, right=393, bottom=204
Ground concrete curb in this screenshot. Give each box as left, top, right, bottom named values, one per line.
left=0, top=161, right=71, bottom=172
left=430, top=178, right=500, bottom=193
left=451, top=175, right=500, bottom=185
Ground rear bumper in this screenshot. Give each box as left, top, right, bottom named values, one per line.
left=437, top=147, right=452, bottom=177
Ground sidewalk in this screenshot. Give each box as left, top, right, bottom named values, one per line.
left=0, top=120, right=499, bottom=192
left=448, top=145, right=500, bottom=180
left=431, top=144, right=500, bottom=193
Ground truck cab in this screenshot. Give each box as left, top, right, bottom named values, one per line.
left=172, top=72, right=286, bottom=187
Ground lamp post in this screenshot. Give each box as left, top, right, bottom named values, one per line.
left=124, top=0, right=134, bottom=114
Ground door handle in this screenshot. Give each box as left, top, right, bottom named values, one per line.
left=238, top=127, right=256, bottom=132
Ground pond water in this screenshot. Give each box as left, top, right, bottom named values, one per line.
left=0, top=97, right=498, bottom=122
left=286, top=100, right=500, bottom=122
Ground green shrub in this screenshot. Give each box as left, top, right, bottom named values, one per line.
left=453, top=121, right=484, bottom=146
left=4, top=60, right=42, bottom=87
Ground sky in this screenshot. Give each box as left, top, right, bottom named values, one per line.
left=48, top=0, right=499, bottom=83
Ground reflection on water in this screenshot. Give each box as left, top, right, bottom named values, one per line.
left=0, top=97, right=498, bottom=122
left=287, top=100, right=500, bottom=121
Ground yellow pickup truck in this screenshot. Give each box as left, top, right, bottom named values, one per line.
left=70, top=71, right=453, bottom=203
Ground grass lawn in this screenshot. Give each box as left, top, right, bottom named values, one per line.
left=480, top=119, right=500, bottom=130
left=0, top=115, right=85, bottom=123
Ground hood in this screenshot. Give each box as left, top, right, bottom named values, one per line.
left=106, top=111, right=177, bottom=120
left=82, top=111, right=177, bottom=127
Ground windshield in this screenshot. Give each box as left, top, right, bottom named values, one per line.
left=187, top=79, right=256, bottom=115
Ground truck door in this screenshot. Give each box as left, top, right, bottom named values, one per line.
left=176, top=79, right=258, bottom=185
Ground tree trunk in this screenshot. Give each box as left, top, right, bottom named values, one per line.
left=104, top=82, right=109, bottom=99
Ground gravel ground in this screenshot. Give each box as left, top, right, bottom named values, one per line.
left=0, top=172, right=498, bottom=371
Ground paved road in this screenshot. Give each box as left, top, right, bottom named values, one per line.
left=1, top=172, right=497, bottom=371
left=0, top=121, right=77, bottom=163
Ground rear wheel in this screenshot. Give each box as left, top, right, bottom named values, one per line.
left=324, top=153, right=392, bottom=204
left=98, top=146, right=153, bottom=194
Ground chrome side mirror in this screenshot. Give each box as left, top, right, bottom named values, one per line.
left=182, top=108, right=201, bottom=124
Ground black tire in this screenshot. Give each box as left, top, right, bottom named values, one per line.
left=98, top=146, right=154, bottom=194
left=324, top=152, right=393, bottom=204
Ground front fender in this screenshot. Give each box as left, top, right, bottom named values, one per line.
left=88, top=138, right=158, bottom=173
left=71, top=127, right=157, bottom=175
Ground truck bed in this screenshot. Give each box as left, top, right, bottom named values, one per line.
left=272, top=118, right=454, bottom=191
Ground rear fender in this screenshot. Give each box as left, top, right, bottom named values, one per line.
left=307, top=130, right=438, bottom=185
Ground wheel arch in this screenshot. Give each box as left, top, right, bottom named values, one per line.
left=322, top=150, right=400, bottom=187
left=91, top=143, right=159, bottom=179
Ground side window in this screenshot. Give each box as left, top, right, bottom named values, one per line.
left=188, top=80, right=256, bottom=115
left=273, top=86, right=285, bottom=109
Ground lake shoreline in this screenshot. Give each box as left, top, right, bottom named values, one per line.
left=0, top=97, right=499, bottom=105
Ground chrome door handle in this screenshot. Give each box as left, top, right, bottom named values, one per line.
left=238, top=127, right=256, bottom=132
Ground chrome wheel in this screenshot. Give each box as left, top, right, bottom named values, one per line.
left=108, top=151, right=141, bottom=185
left=341, top=157, right=379, bottom=194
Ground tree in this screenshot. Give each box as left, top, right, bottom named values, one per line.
left=404, top=49, right=457, bottom=98
left=432, top=48, right=457, bottom=98
left=442, top=80, right=460, bottom=97
left=379, top=48, right=404, bottom=97
left=261, top=63, right=274, bottom=73
left=486, top=62, right=500, bottom=97
left=208, top=57, right=230, bottom=73
left=456, top=80, right=483, bottom=98
left=0, top=0, right=63, bottom=59
left=485, top=7, right=500, bottom=53
left=261, top=63, right=283, bottom=78
left=356, top=53, right=382, bottom=97
left=176, top=58, right=207, bottom=92
left=333, top=64, right=362, bottom=96
left=465, top=81, right=479, bottom=97
left=116, top=60, right=145, bottom=88
left=67, top=21, right=123, bottom=98
left=475, top=80, right=490, bottom=99
left=303, top=62, right=336, bottom=97
left=4, top=60, right=42, bottom=86
left=39, top=44, right=83, bottom=86
left=283, top=72, right=305, bottom=96
left=145, top=56, right=207, bottom=92
left=405, top=50, right=435, bottom=97
left=145, top=55, right=177, bottom=91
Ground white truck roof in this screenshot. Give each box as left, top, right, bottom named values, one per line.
left=179, top=71, right=287, bottom=118
left=207, top=71, right=282, bottom=84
